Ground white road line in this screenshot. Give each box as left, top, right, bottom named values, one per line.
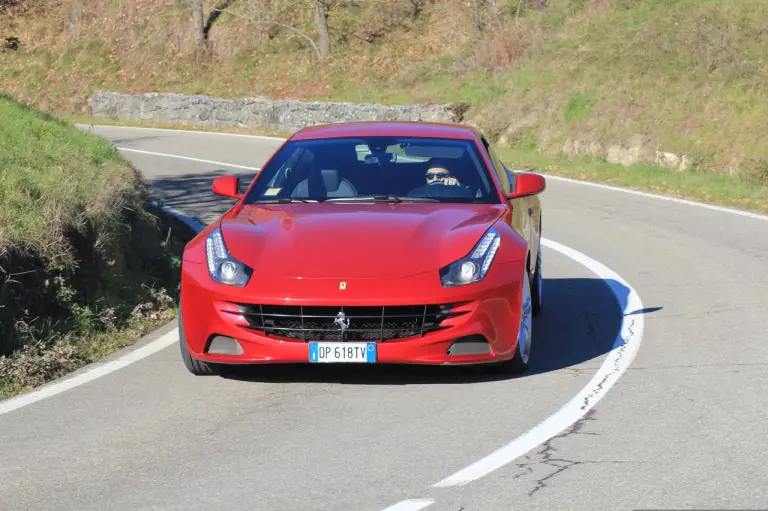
left=0, top=131, right=642, bottom=500
left=0, top=204, right=208, bottom=418
left=0, top=328, right=180, bottom=416
left=0, top=141, right=643, bottom=511
left=87, top=123, right=768, bottom=222
left=432, top=237, right=645, bottom=487
left=540, top=173, right=768, bottom=222
left=115, top=146, right=262, bottom=171
left=75, top=123, right=286, bottom=141
left=380, top=499, right=435, bottom=511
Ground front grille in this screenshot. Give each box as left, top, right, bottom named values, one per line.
left=231, top=303, right=466, bottom=342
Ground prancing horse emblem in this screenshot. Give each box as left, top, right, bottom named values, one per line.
left=334, top=311, right=350, bottom=332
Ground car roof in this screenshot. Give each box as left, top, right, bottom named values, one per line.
left=288, top=121, right=481, bottom=141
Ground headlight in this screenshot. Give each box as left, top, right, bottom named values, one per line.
left=440, top=227, right=501, bottom=287
left=205, top=227, right=253, bottom=287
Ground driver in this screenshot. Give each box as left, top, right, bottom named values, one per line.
left=409, top=162, right=473, bottom=199
left=425, top=165, right=462, bottom=187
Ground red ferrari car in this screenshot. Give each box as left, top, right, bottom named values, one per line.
left=178, top=121, right=545, bottom=376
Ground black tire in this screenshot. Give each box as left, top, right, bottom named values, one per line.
left=531, top=238, right=543, bottom=317
left=179, top=311, right=220, bottom=376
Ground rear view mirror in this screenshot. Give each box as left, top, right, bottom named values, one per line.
left=212, top=175, right=242, bottom=200
left=506, top=172, right=546, bottom=199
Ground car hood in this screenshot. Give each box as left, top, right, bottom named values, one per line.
left=220, top=203, right=506, bottom=279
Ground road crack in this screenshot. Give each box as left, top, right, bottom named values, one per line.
left=580, top=317, right=636, bottom=411
left=508, top=409, right=651, bottom=498
left=582, top=310, right=599, bottom=344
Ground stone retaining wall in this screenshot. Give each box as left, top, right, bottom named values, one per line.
left=90, top=91, right=468, bottom=132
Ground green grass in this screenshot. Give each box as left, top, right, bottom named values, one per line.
left=0, top=96, right=191, bottom=400
left=498, top=146, right=768, bottom=214
left=1, top=96, right=140, bottom=261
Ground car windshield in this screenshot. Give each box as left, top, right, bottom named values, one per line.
left=242, top=136, right=501, bottom=204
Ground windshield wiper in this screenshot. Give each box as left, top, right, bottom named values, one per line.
left=249, top=197, right=317, bottom=204
left=325, top=195, right=440, bottom=203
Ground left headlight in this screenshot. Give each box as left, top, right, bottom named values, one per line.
left=439, top=227, right=502, bottom=287
left=205, top=227, right=253, bottom=287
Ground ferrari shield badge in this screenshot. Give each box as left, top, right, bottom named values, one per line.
left=339, top=281, right=347, bottom=290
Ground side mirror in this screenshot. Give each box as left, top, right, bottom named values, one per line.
left=212, top=175, right=242, bottom=200
left=505, top=172, right=546, bottom=200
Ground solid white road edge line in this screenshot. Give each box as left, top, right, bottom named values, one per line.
left=540, top=173, right=768, bottom=222
left=116, top=146, right=262, bottom=171
left=432, top=237, right=645, bottom=487
left=0, top=145, right=646, bottom=506
left=0, top=328, right=179, bottom=416
left=0, top=144, right=641, bottom=511
left=0, top=203, right=208, bottom=418
left=90, top=123, right=768, bottom=222
left=380, top=499, right=435, bottom=511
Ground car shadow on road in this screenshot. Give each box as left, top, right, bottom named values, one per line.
left=148, top=170, right=255, bottom=224
left=219, top=277, right=655, bottom=385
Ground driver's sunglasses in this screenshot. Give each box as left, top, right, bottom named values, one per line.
left=426, top=172, right=450, bottom=181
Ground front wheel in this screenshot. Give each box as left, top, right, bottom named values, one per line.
left=179, top=311, right=221, bottom=376
left=493, top=269, right=533, bottom=375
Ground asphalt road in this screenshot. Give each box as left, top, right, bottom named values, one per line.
left=2, top=124, right=767, bottom=511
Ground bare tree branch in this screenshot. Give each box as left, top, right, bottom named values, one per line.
left=222, top=8, right=322, bottom=58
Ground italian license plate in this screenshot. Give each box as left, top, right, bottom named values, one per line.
left=309, top=342, right=377, bottom=363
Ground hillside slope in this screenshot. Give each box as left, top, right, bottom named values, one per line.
left=1, top=0, right=767, bottom=183
left=0, top=95, right=185, bottom=397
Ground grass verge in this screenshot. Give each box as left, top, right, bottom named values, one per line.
left=0, top=96, right=195, bottom=400
left=497, top=147, right=768, bottom=215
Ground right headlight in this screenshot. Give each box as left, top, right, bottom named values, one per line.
left=205, top=227, right=253, bottom=287
left=439, top=227, right=502, bottom=287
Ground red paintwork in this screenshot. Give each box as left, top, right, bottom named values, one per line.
left=288, top=121, right=480, bottom=141
left=179, top=121, right=545, bottom=368
left=211, top=175, right=242, bottom=200
left=507, top=173, right=546, bottom=199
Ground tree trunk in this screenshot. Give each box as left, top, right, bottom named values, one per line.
left=190, top=0, right=205, bottom=49
left=314, top=1, right=331, bottom=57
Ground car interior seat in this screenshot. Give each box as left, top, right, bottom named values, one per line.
left=291, top=168, right=357, bottom=198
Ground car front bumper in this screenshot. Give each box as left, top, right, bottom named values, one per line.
left=179, top=259, right=526, bottom=366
